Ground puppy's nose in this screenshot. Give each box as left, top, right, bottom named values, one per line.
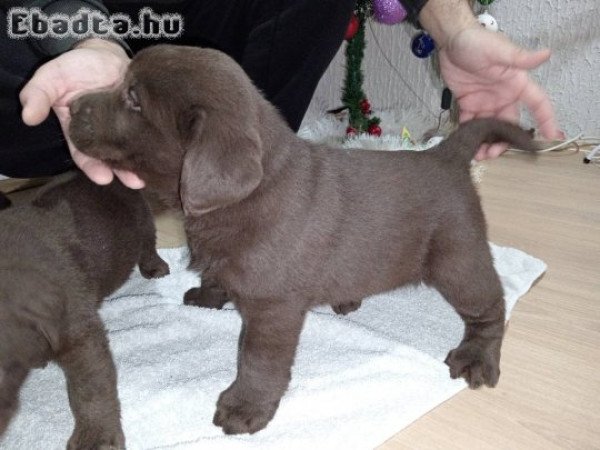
left=70, top=98, right=82, bottom=115
left=69, top=97, right=91, bottom=116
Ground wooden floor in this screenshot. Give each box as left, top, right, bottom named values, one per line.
left=2, top=149, right=598, bottom=449
left=379, top=151, right=600, bottom=449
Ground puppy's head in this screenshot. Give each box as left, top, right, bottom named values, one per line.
left=69, top=45, right=265, bottom=215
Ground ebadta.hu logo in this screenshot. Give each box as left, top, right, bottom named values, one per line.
left=7, top=7, right=183, bottom=40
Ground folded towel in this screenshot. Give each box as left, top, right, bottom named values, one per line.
left=1, top=244, right=545, bottom=450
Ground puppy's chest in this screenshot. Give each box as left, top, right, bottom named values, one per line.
left=184, top=218, right=278, bottom=292
left=185, top=219, right=246, bottom=266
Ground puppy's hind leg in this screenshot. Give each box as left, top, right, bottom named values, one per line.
left=59, top=313, right=125, bottom=450
left=425, top=229, right=505, bottom=389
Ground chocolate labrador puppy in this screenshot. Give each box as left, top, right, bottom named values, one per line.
left=69, top=45, right=538, bottom=435
left=0, top=171, right=169, bottom=448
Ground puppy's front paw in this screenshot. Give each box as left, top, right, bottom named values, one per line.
left=139, top=255, right=170, bottom=279
left=331, top=300, right=362, bottom=315
left=445, top=339, right=501, bottom=389
left=213, top=388, right=279, bottom=435
left=67, top=425, right=125, bottom=450
left=183, top=286, right=228, bottom=309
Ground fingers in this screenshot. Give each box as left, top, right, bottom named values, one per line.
left=511, top=48, right=551, bottom=70
left=459, top=102, right=518, bottom=124
left=520, top=80, right=564, bottom=140
left=72, top=149, right=115, bottom=185
left=474, top=143, right=491, bottom=161
left=19, top=59, right=67, bottom=125
left=114, top=169, right=145, bottom=189
left=20, top=83, right=55, bottom=126
left=71, top=144, right=143, bottom=189
left=459, top=110, right=476, bottom=123
left=485, top=32, right=551, bottom=70
left=475, top=143, right=508, bottom=161
left=461, top=106, right=516, bottom=161
left=486, top=36, right=561, bottom=138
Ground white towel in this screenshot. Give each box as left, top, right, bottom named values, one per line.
left=1, top=244, right=546, bottom=450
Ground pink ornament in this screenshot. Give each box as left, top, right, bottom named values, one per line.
left=372, top=0, right=407, bottom=25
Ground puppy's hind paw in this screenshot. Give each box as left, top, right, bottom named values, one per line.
left=444, top=340, right=500, bottom=389
left=183, top=286, right=229, bottom=309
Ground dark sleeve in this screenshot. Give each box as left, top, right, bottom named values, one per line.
left=400, top=0, right=430, bottom=27
left=14, top=1, right=131, bottom=57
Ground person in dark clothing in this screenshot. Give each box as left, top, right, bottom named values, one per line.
left=1, top=0, right=357, bottom=180
left=1, top=0, right=562, bottom=187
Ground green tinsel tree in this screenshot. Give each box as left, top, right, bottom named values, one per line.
left=342, top=0, right=381, bottom=136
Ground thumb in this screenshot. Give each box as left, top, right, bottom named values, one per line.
left=512, top=47, right=551, bottom=70
left=490, top=35, right=551, bottom=70
left=19, top=62, right=63, bottom=126
left=20, top=84, right=54, bottom=126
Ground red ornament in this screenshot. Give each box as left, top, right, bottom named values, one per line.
left=345, top=14, right=360, bottom=40
left=360, top=98, right=371, bottom=115
left=346, top=126, right=357, bottom=137
left=368, top=124, right=382, bottom=136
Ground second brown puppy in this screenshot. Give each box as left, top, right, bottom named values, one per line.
left=69, top=45, right=538, bottom=435
left=0, top=172, right=169, bottom=448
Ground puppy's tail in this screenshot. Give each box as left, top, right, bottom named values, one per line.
left=433, top=118, right=539, bottom=165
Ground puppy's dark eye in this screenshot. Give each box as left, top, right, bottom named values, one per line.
left=125, top=86, right=141, bottom=112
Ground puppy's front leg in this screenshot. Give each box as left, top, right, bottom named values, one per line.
left=58, top=314, right=125, bottom=450
left=138, top=246, right=170, bottom=279
left=213, top=299, right=306, bottom=435
left=0, top=364, right=29, bottom=436
left=137, top=210, right=170, bottom=280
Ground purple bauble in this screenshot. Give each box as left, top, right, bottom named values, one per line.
left=372, top=0, right=407, bottom=25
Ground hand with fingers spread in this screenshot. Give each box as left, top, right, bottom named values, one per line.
left=419, top=0, right=563, bottom=160
left=19, top=38, right=145, bottom=188
left=438, top=26, right=564, bottom=160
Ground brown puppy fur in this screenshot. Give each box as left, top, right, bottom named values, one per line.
left=0, top=192, right=11, bottom=210
left=0, top=172, right=169, bottom=448
left=69, top=45, right=538, bottom=435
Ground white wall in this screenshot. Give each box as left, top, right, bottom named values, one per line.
left=305, top=0, right=600, bottom=139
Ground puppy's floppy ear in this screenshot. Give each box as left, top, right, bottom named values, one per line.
left=179, top=106, right=263, bottom=216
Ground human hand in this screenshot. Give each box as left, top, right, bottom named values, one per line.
left=438, top=26, right=564, bottom=160
left=19, top=39, right=145, bottom=188
left=419, top=0, right=563, bottom=161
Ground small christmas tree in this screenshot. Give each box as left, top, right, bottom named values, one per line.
left=342, top=0, right=381, bottom=137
